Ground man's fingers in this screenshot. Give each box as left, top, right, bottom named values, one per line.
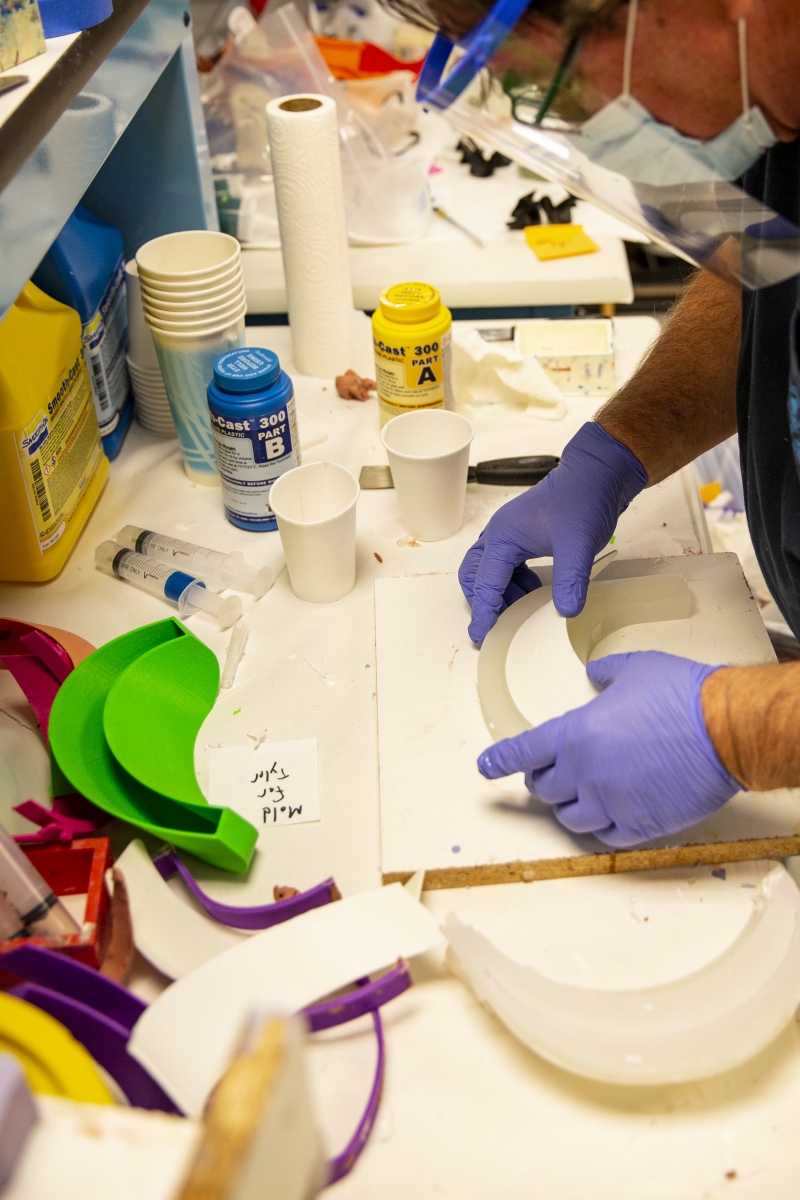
left=585, top=653, right=636, bottom=691
left=551, top=538, right=601, bottom=617
left=503, top=564, right=542, bottom=607
left=458, top=539, right=484, bottom=604
left=477, top=719, right=560, bottom=779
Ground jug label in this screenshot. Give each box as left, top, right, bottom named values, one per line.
left=82, top=255, right=132, bottom=437
left=16, top=351, right=104, bottom=553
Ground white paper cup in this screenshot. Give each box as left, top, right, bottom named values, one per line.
left=143, top=290, right=245, bottom=323
left=381, top=409, right=474, bottom=541
left=136, top=231, right=240, bottom=284
left=144, top=299, right=247, bottom=335
left=125, top=261, right=161, bottom=372
left=141, top=280, right=245, bottom=311
left=150, top=316, right=246, bottom=483
left=141, top=267, right=244, bottom=301
left=269, top=462, right=359, bottom=603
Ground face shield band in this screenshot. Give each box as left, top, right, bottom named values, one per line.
left=417, top=0, right=800, bottom=291
left=416, top=0, right=534, bottom=109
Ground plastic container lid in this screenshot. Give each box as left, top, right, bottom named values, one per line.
left=38, top=0, right=113, bottom=37
left=378, top=282, right=441, bottom=325
left=213, top=347, right=281, bottom=393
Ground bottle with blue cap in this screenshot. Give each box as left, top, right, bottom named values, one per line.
left=207, top=347, right=301, bottom=531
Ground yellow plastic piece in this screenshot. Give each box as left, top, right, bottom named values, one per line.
left=372, top=281, right=452, bottom=424
left=0, top=993, right=113, bottom=1104
left=699, top=480, right=722, bottom=504
left=0, top=283, right=108, bottom=582
left=524, top=223, right=599, bottom=261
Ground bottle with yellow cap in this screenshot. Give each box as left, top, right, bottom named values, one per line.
left=0, top=283, right=108, bottom=582
left=371, top=281, right=454, bottom=425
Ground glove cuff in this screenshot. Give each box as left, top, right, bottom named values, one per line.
left=565, top=422, right=649, bottom=511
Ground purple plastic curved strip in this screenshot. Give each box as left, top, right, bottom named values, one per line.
left=302, top=964, right=412, bottom=1185
left=327, top=1008, right=386, bottom=1184
left=152, top=848, right=338, bottom=930
left=303, top=962, right=412, bottom=1033
left=0, top=945, right=145, bottom=1032
left=10, top=983, right=179, bottom=1113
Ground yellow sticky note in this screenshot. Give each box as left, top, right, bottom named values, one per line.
left=524, top=223, right=600, bottom=261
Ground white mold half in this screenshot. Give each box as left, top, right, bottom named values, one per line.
left=444, top=864, right=800, bottom=1085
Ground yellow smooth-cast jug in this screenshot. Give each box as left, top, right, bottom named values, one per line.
left=0, top=283, right=108, bottom=582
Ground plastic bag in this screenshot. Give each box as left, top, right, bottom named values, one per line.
left=200, top=2, right=431, bottom=246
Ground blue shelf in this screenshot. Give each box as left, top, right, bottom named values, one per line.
left=0, top=0, right=217, bottom=318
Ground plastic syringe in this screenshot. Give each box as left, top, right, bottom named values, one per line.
left=95, top=542, right=242, bottom=629
left=0, top=823, right=80, bottom=939
left=115, top=526, right=273, bottom=599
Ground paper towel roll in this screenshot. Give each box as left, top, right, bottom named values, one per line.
left=266, top=94, right=354, bottom=378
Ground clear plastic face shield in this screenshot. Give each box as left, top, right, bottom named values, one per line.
left=417, top=0, right=800, bottom=290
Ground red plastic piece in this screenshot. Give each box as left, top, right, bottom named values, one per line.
left=0, top=839, right=112, bottom=970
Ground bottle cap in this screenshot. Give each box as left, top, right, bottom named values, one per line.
left=213, top=347, right=281, bottom=393
left=378, top=282, right=441, bottom=325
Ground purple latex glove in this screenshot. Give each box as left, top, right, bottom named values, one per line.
left=458, top=422, right=648, bottom=644
left=477, top=651, right=743, bottom=847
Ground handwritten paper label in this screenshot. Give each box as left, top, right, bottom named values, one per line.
left=208, top=741, right=320, bottom=836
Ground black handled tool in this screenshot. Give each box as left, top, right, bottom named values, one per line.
left=359, top=455, right=559, bottom=490
left=468, top=455, right=560, bottom=486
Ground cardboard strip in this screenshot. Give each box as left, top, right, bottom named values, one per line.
left=382, top=834, right=800, bottom=890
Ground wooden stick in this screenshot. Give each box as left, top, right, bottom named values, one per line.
left=382, top=834, right=800, bottom=891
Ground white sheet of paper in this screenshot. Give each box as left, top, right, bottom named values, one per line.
left=128, top=883, right=443, bottom=1117
left=209, top=741, right=320, bottom=837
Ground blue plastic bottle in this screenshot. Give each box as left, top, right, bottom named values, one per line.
left=207, top=348, right=301, bottom=531
left=33, top=205, right=133, bottom=460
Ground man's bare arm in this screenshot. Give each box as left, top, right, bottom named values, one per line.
left=702, top=664, right=800, bottom=791
left=596, top=270, right=741, bottom=485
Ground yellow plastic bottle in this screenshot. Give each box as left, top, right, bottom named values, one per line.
left=371, top=281, right=454, bottom=425
left=0, top=283, right=108, bottom=582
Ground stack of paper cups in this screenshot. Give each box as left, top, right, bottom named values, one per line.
left=136, top=231, right=247, bottom=484
left=125, top=260, right=176, bottom=438
left=266, top=94, right=354, bottom=379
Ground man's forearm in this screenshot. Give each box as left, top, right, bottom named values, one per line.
left=702, top=664, right=800, bottom=791
left=596, top=270, right=741, bottom=484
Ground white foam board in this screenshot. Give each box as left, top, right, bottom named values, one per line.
left=376, top=555, right=799, bottom=876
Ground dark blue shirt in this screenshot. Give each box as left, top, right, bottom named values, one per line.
left=739, top=140, right=800, bottom=637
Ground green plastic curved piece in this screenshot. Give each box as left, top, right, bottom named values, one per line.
left=104, top=634, right=218, bottom=808
left=48, top=619, right=256, bottom=873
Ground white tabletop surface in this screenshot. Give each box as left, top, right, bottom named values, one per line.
left=243, top=111, right=637, bottom=313
left=4, top=315, right=794, bottom=1199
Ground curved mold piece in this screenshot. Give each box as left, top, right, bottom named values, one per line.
left=104, top=635, right=218, bottom=808
left=478, top=574, right=692, bottom=741
left=445, top=865, right=800, bottom=1086
left=49, top=620, right=256, bottom=873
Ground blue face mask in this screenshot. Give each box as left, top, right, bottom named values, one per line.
left=566, top=2, right=776, bottom=186
left=568, top=95, right=777, bottom=186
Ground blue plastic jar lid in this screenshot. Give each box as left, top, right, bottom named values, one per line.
left=213, top=348, right=281, bottom=393
left=38, top=0, right=113, bottom=37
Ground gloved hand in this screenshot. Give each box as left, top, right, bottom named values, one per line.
left=477, top=651, right=743, bottom=847
left=458, top=422, right=648, bottom=644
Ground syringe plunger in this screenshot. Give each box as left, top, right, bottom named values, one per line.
left=115, top=526, right=273, bottom=598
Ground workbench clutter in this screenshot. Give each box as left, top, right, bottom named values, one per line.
left=0, top=613, right=445, bottom=1194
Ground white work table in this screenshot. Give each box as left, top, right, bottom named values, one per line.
left=243, top=111, right=637, bottom=313
left=3, top=316, right=798, bottom=1199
